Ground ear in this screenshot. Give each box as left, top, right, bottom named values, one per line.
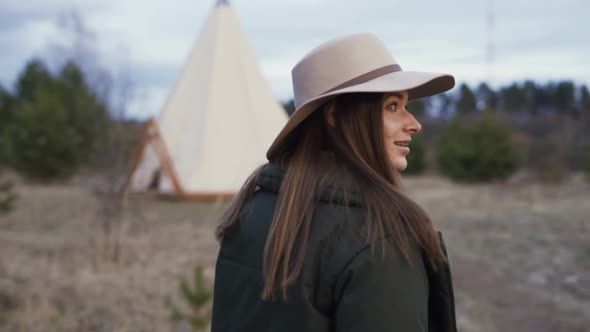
left=324, top=102, right=336, bottom=127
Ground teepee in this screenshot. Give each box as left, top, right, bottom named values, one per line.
left=125, top=0, right=288, bottom=199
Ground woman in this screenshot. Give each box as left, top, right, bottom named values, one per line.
left=212, top=33, right=457, bottom=332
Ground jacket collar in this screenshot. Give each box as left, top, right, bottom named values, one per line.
left=256, top=162, right=363, bottom=207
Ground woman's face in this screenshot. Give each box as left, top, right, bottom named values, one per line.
left=381, top=91, right=422, bottom=171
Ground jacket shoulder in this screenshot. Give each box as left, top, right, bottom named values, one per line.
left=305, top=201, right=429, bottom=330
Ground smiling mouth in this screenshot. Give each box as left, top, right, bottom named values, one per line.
left=394, top=141, right=411, bottom=155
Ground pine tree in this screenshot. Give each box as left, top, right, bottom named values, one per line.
left=0, top=84, right=16, bottom=162
left=15, top=59, right=56, bottom=102
left=476, top=82, right=497, bottom=111
left=3, top=59, right=110, bottom=180
left=522, top=80, right=538, bottom=115
left=579, top=85, right=590, bottom=120
left=437, top=114, right=520, bottom=182
left=57, top=60, right=109, bottom=162
left=534, top=83, right=554, bottom=114
left=0, top=176, right=17, bottom=213
left=0, top=84, right=15, bottom=123
left=455, top=83, right=477, bottom=116
left=3, top=88, right=82, bottom=179
left=554, top=81, right=575, bottom=116
left=408, top=98, right=428, bottom=118
left=166, top=265, right=212, bottom=331
left=430, top=93, right=454, bottom=119
left=0, top=84, right=17, bottom=212
left=500, top=83, right=527, bottom=112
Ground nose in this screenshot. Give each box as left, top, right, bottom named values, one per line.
left=405, top=111, right=422, bottom=134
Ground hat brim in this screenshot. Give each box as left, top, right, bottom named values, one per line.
left=266, top=71, right=455, bottom=160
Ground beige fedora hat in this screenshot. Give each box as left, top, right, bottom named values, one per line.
left=266, top=32, right=455, bottom=160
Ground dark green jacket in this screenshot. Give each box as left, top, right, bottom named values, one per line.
left=212, top=163, right=457, bottom=332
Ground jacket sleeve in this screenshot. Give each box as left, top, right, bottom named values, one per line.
left=332, top=245, right=429, bottom=332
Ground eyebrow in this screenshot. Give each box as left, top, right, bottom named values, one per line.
left=383, top=92, right=406, bottom=102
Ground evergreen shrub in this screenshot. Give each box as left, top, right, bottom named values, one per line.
left=437, top=115, right=520, bottom=181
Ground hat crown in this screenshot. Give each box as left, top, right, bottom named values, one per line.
left=291, top=33, right=397, bottom=109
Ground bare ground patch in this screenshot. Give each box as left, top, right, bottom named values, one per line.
left=0, top=175, right=589, bottom=331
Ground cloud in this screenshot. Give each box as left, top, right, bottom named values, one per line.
left=0, top=0, right=588, bottom=118
left=0, top=0, right=105, bottom=31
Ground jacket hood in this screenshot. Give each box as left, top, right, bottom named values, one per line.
left=255, top=162, right=364, bottom=208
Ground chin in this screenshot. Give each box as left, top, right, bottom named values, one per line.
left=392, top=159, right=408, bottom=172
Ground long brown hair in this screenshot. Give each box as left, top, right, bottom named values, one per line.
left=216, top=92, right=445, bottom=301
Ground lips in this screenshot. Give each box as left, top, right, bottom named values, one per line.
left=394, top=140, right=411, bottom=155
left=394, top=139, right=411, bottom=147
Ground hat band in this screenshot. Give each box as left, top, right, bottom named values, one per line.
left=324, top=64, right=403, bottom=94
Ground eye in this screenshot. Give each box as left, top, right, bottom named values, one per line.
left=386, top=103, right=398, bottom=112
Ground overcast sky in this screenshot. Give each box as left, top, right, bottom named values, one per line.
left=1, top=0, right=588, bottom=118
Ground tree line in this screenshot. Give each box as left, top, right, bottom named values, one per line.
left=1, top=56, right=589, bottom=189
left=447, top=81, right=589, bottom=118
left=283, top=81, right=590, bottom=119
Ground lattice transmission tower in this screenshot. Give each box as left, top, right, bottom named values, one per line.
left=486, top=0, right=496, bottom=85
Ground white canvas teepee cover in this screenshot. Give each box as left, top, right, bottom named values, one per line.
left=127, top=1, right=287, bottom=198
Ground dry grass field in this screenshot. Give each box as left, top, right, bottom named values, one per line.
left=0, top=173, right=589, bottom=332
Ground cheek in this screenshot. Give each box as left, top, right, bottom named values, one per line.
left=382, top=119, right=400, bottom=142
left=383, top=126, right=393, bottom=140
left=383, top=125, right=398, bottom=159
